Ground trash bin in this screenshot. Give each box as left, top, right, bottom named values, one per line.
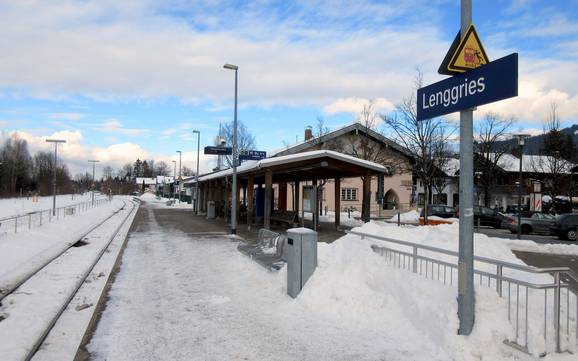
left=286, top=227, right=318, bottom=298
left=207, top=201, right=216, bottom=219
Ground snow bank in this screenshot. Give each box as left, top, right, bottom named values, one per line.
left=298, top=232, right=517, bottom=360
left=0, top=193, right=105, bottom=218
left=139, top=193, right=194, bottom=209
left=393, top=209, right=420, bottom=222
left=304, top=211, right=364, bottom=228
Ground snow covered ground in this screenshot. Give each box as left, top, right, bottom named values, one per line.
left=0, top=198, right=125, bottom=294
left=140, top=192, right=194, bottom=209
left=0, top=198, right=138, bottom=361
left=0, top=193, right=105, bottom=218
left=302, top=210, right=364, bottom=227
left=87, top=203, right=577, bottom=360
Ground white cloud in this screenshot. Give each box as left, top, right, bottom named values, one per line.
left=2, top=129, right=215, bottom=177
left=0, top=0, right=575, bottom=129
left=95, top=119, right=150, bottom=136
left=0, top=1, right=446, bottom=109
left=323, top=97, right=394, bottom=115
left=48, top=112, right=86, bottom=121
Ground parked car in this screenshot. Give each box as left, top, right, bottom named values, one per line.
left=506, top=212, right=557, bottom=235
left=420, top=204, right=456, bottom=219
left=550, top=213, right=578, bottom=241
left=473, top=206, right=506, bottom=229
left=454, top=205, right=506, bottom=228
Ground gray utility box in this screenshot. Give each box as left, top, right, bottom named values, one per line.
left=286, top=228, right=318, bottom=298
left=207, top=201, right=216, bottom=219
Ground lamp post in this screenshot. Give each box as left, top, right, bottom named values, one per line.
left=172, top=160, right=177, bottom=201
left=223, top=63, right=238, bottom=235
left=88, top=160, right=100, bottom=206
left=514, top=134, right=530, bottom=239
left=46, top=139, right=66, bottom=216
left=176, top=150, right=182, bottom=203
left=193, top=130, right=201, bottom=214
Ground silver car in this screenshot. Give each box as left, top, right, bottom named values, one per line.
left=507, top=212, right=557, bottom=235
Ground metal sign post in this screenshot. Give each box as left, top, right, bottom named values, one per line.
left=417, top=1, right=518, bottom=335
left=457, top=0, right=475, bottom=336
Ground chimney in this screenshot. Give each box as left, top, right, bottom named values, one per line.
left=304, top=127, right=313, bottom=141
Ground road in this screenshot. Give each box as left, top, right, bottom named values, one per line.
left=477, top=226, right=571, bottom=245
left=477, top=226, right=578, bottom=287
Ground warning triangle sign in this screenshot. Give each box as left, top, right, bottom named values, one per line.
left=447, top=24, right=489, bottom=73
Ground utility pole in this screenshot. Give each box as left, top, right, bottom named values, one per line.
left=46, top=139, right=66, bottom=216
left=457, top=0, right=475, bottom=335
left=223, top=63, right=239, bottom=235
left=172, top=160, right=177, bottom=201
left=176, top=150, right=182, bottom=203
left=88, top=160, right=100, bottom=206
left=193, top=130, right=201, bottom=214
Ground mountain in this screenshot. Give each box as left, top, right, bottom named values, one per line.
left=493, top=124, right=578, bottom=157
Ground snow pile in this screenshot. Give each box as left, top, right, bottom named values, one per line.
left=139, top=193, right=194, bottom=209
left=304, top=210, right=364, bottom=228
left=298, top=232, right=517, bottom=360
left=392, top=209, right=420, bottom=223
left=345, top=221, right=578, bottom=355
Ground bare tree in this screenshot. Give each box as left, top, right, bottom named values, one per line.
left=532, top=102, right=575, bottom=200
left=315, top=116, right=330, bottom=137
left=220, top=119, right=256, bottom=168
left=474, top=113, right=514, bottom=207
left=154, top=161, right=171, bottom=176
left=0, top=133, right=33, bottom=195
left=181, top=166, right=195, bottom=176
left=383, top=71, right=455, bottom=220
left=102, top=166, right=114, bottom=180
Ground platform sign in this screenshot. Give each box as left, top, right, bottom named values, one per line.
left=239, top=150, right=266, bottom=161
left=417, top=53, right=518, bottom=121
left=204, top=146, right=232, bottom=155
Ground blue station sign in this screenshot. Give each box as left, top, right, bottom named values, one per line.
left=239, top=150, right=266, bottom=161
left=417, top=53, right=518, bottom=121
left=204, top=146, right=232, bottom=155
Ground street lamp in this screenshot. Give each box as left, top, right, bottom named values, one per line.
left=193, top=130, right=201, bottom=214
left=176, top=150, right=182, bottom=203
left=45, top=139, right=66, bottom=216
left=513, top=134, right=530, bottom=239
left=172, top=160, right=177, bottom=201
left=88, top=160, right=100, bottom=206
left=223, top=63, right=238, bottom=235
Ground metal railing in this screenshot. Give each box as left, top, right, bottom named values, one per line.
left=348, top=230, right=578, bottom=356
left=0, top=197, right=111, bottom=235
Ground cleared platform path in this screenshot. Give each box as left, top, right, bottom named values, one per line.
left=84, top=200, right=450, bottom=361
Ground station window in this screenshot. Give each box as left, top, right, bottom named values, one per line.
left=341, top=188, right=357, bottom=201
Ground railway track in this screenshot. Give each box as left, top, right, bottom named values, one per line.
left=0, top=197, right=140, bottom=361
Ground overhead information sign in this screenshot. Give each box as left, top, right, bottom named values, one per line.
left=204, top=146, right=232, bottom=155
left=447, top=24, right=489, bottom=73
left=417, top=53, right=518, bottom=121
left=239, top=150, right=266, bottom=161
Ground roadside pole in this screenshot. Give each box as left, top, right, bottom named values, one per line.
left=457, top=0, right=475, bottom=335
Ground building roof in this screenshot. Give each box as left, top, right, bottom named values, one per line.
left=433, top=153, right=577, bottom=177
left=271, top=122, right=413, bottom=159
left=156, top=176, right=174, bottom=184
left=135, top=177, right=156, bottom=185
left=185, top=149, right=389, bottom=184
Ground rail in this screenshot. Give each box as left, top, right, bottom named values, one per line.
left=0, top=197, right=111, bottom=235
left=347, top=229, right=578, bottom=356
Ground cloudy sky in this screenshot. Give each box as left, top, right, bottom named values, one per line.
left=1, top=0, right=577, bottom=177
